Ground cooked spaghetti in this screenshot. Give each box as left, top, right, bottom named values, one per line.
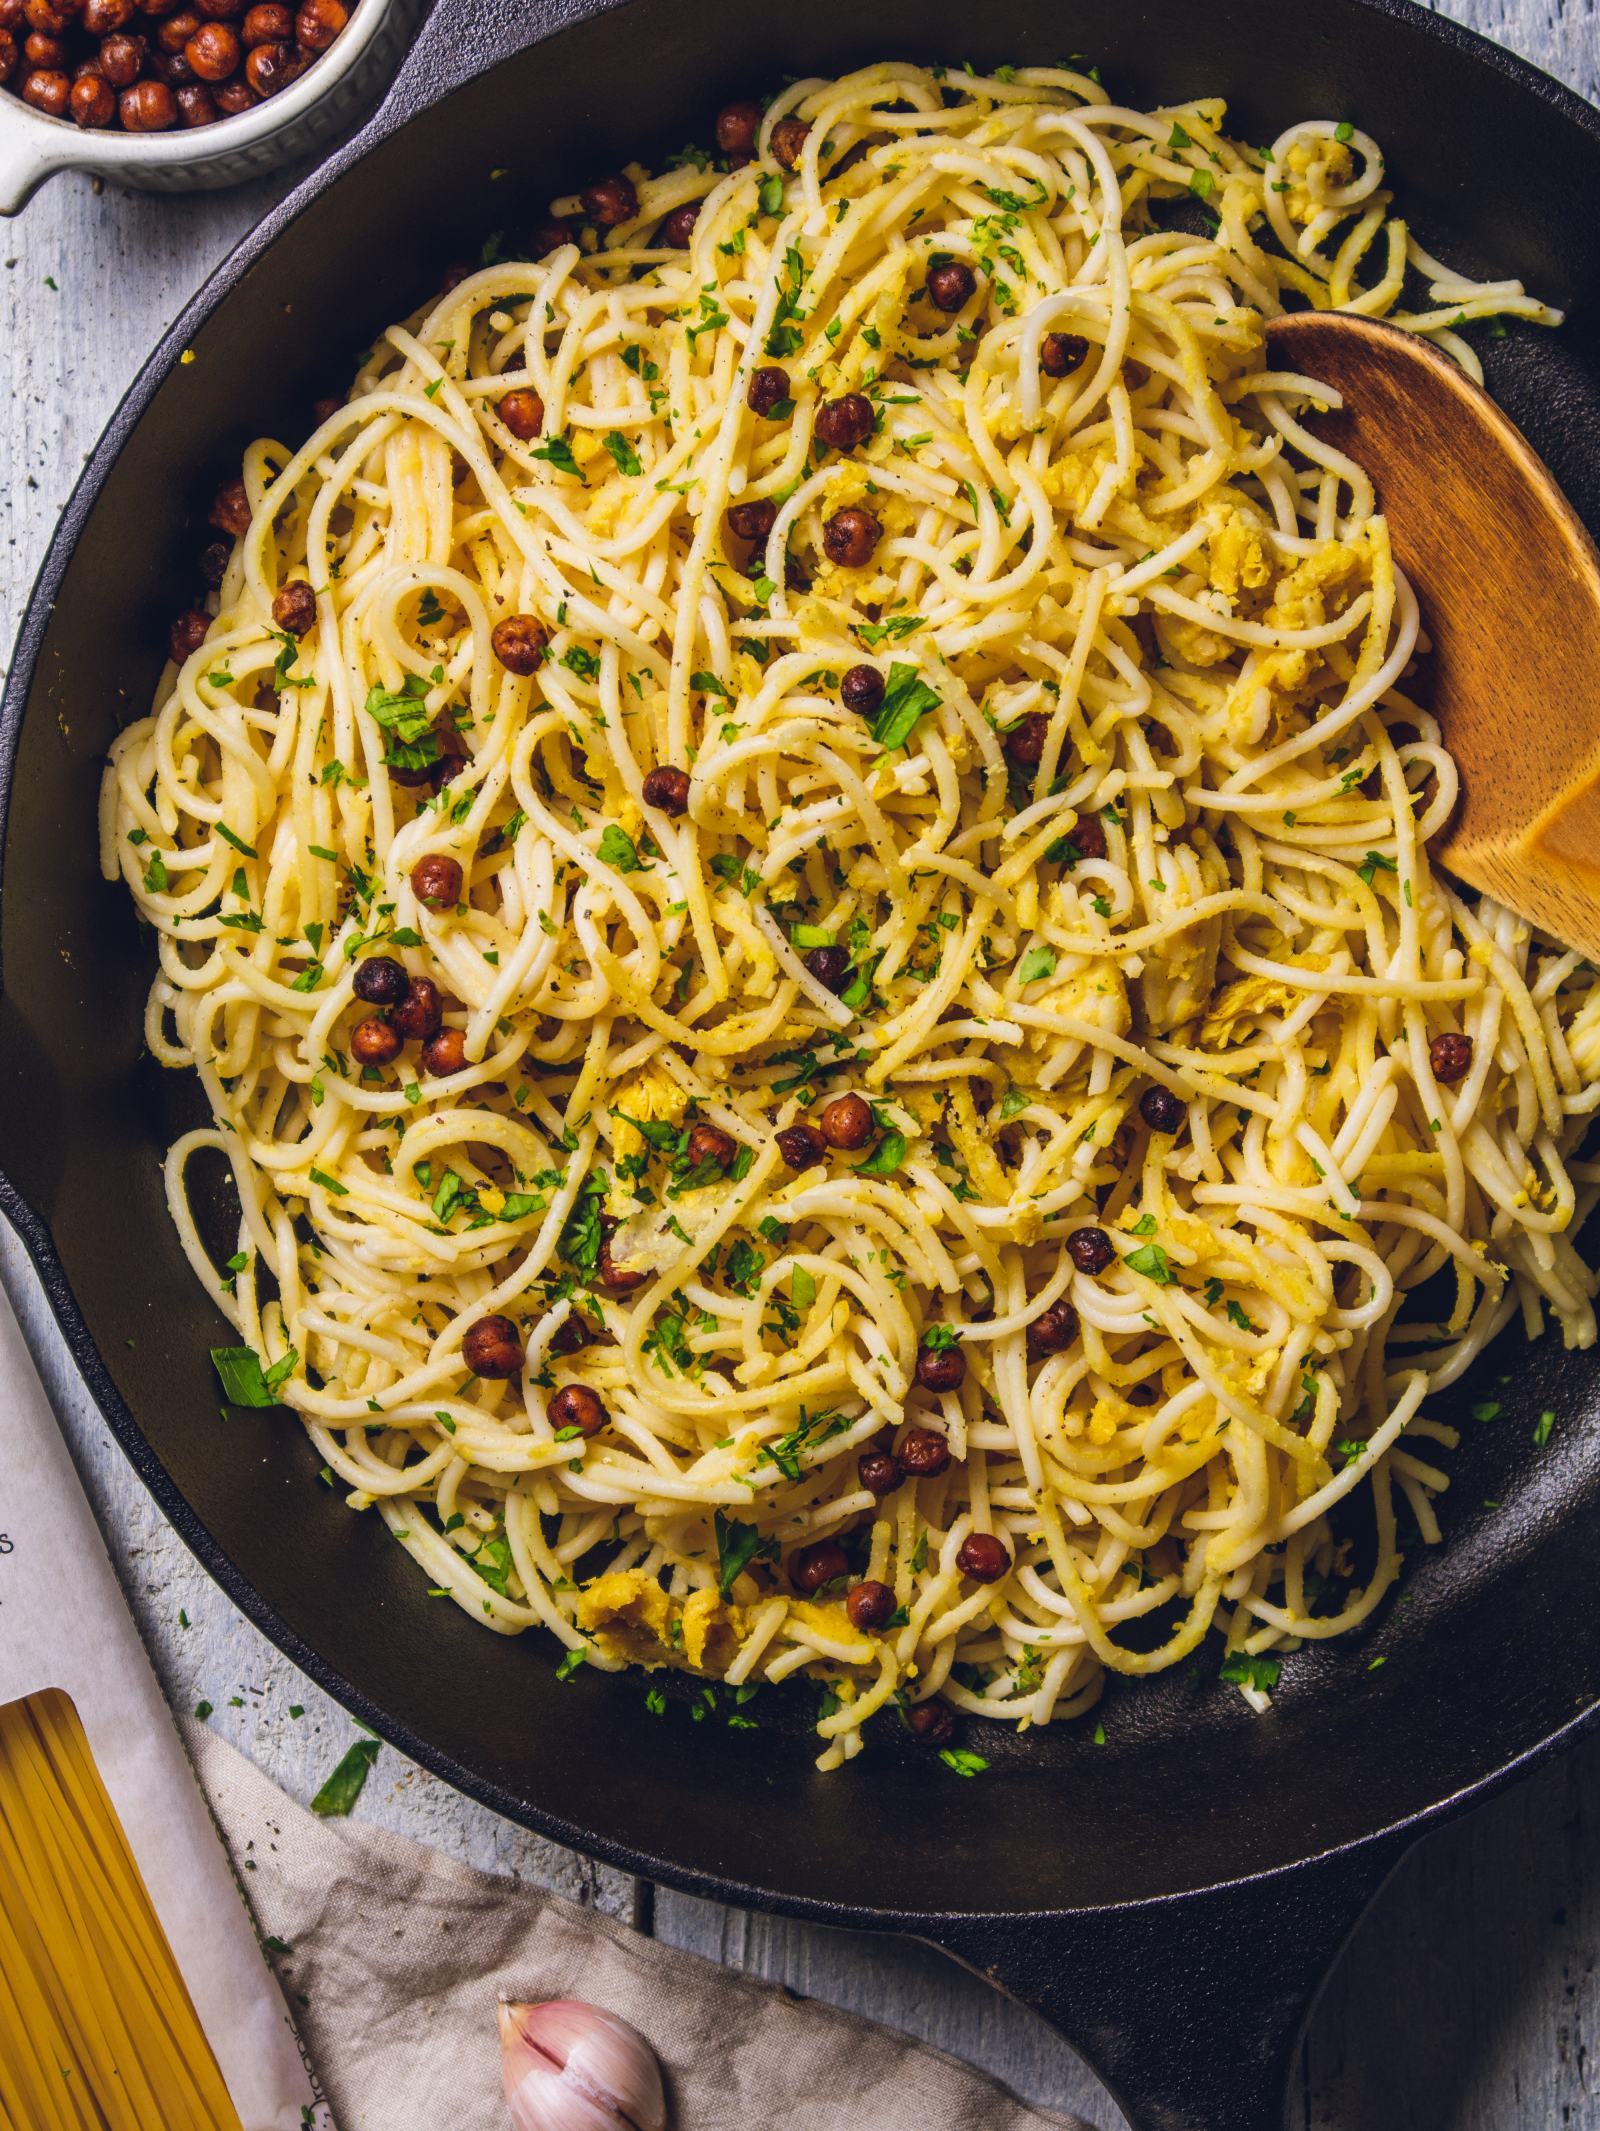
left=102, top=62, right=1599, bottom=1767
left=0, top=1691, right=243, bottom=2130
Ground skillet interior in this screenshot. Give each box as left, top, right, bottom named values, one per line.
left=3, top=0, right=1600, bottom=1925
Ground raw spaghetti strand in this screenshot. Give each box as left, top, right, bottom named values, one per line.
left=103, top=63, right=1599, bottom=1769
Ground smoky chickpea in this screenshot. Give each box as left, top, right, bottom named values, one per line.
left=270, top=578, right=316, bottom=635
left=498, top=388, right=544, bottom=441
left=463, top=1315, right=525, bottom=1380
left=349, top=1015, right=402, bottom=1067
left=410, top=853, right=463, bottom=908
left=491, top=615, right=548, bottom=675
left=548, top=1383, right=607, bottom=1437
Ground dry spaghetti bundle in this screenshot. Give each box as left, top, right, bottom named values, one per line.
left=103, top=61, right=1598, bottom=1765
left=0, top=1691, right=243, bottom=2130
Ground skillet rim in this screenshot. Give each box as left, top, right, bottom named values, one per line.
left=3, top=0, right=1600, bottom=1927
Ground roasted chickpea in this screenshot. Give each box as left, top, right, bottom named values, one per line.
left=714, top=97, right=761, bottom=160
left=410, top=853, right=463, bottom=908
left=776, top=1123, right=826, bottom=1171
left=154, top=8, right=201, bottom=53
left=597, top=1217, right=645, bottom=1293
left=243, top=35, right=295, bottom=93
left=292, top=0, right=342, bottom=46
left=239, top=1, right=288, bottom=40
left=839, top=664, right=884, bottom=716
left=803, top=945, right=851, bottom=994
left=897, top=1426, right=951, bottom=1478
left=789, top=1540, right=849, bottom=1594
left=726, top=497, right=776, bottom=544
left=463, top=1314, right=525, bottom=1379
left=548, top=1312, right=593, bottom=1356
left=1067, top=1227, right=1114, bottom=1275
left=20, top=65, right=69, bottom=111
left=270, top=578, right=316, bottom=635
left=498, top=388, right=544, bottom=441
left=658, top=199, right=699, bottom=247
left=821, top=506, right=881, bottom=568
left=173, top=79, right=214, bottom=120
left=1027, top=1298, right=1080, bottom=1361
left=352, top=955, right=408, bottom=1007
left=148, top=45, right=194, bottom=82
left=904, top=1700, right=956, bottom=1745
left=769, top=114, right=810, bottom=169
left=818, top=1093, right=873, bottom=1150
left=1003, top=712, right=1048, bottom=768
left=685, top=1121, right=737, bottom=1171
left=1139, top=1084, right=1185, bottom=1134
left=350, top=1015, right=402, bottom=1067
left=420, top=1028, right=468, bottom=1077
left=915, top=1333, right=966, bottom=1393
left=490, top=615, right=548, bottom=675
left=956, top=1531, right=1011, bottom=1583
left=813, top=393, right=873, bottom=452
left=207, top=475, right=250, bottom=537
left=857, top=1449, right=902, bottom=1498
left=1041, top=330, right=1089, bottom=376
left=746, top=365, right=790, bottom=416
left=69, top=66, right=113, bottom=119
left=581, top=171, right=637, bottom=226
left=641, top=764, right=690, bottom=817
left=1429, top=1031, right=1473, bottom=1083
left=548, top=1382, right=607, bottom=1437
left=1071, top=811, right=1108, bottom=861
left=167, top=609, right=210, bottom=663
left=119, top=74, right=175, bottom=125
left=182, top=19, right=236, bottom=75
left=927, top=258, right=977, bottom=312
left=389, top=975, right=443, bottom=1041
left=846, top=1579, right=896, bottom=1632
left=96, top=30, right=146, bottom=81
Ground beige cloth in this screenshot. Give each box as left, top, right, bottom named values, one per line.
left=185, top=1720, right=1087, bottom=2131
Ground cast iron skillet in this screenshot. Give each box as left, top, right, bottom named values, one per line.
left=3, top=3, right=1599, bottom=2124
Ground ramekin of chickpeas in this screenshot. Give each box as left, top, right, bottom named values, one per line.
left=0, top=0, right=426, bottom=210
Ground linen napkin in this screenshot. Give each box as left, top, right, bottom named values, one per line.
left=185, top=1717, right=1091, bottom=2131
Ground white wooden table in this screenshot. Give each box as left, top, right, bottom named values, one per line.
left=4, top=7, right=1599, bottom=2122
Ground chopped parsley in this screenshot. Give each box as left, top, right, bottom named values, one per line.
left=211, top=1345, right=296, bottom=1406
left=309, top=1738, right=381, bottom=1817
left=1220, top=1651, right=1281, bottom=1693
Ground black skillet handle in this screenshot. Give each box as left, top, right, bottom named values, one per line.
left=922, top=1832, right=1411, bottom=2131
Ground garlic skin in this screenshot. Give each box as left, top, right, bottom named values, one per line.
left=499, top=1999, right=668, bottom=2131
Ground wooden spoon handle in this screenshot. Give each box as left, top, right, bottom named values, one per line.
left=1265, top=311, right=1600, bottom=962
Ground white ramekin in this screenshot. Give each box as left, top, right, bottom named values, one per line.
left=0, top=0, right=425, bottom=215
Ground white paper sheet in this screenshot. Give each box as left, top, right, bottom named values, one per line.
left=0, top=1273, right=321, bottom=2130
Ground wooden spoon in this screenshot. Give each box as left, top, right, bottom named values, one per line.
left=1263, top=309, right=1600, bottom=962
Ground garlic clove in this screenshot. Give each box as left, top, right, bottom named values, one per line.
left=500, top=1998, right=668, bottom=2131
